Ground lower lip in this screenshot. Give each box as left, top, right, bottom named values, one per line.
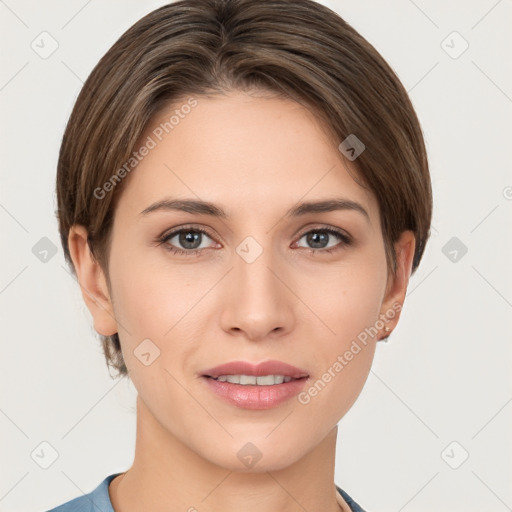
left=202, top=376, right=308, bottom=410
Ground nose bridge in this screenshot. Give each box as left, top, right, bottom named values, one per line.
left=236, top=234, right=285, bottom=306
left=219, top=233, right=294, bottom=339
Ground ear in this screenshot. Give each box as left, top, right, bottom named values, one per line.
left=67, top=225, right=118, bottom=336
left=378, top=230, right=416, bottom=340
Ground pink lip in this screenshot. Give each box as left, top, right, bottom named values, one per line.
left=200, top=360, right=310, bottom=410
left=203, top=377, right=308, bottom=410
left=201, top=360, right=309, bottom=379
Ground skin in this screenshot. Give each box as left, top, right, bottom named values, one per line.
left=68, top=90, right=415, bottom=512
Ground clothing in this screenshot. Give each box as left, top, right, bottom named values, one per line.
left=45, top=472, right=367, bottom=512
left=337, top=484, right=367, bottom=512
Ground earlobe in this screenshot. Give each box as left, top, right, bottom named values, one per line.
left=67, top=225, right=118, bottom=336
left=378, top=230, right=416, bottom=340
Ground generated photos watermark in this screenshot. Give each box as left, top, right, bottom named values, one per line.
left=93, top=97, right=198, bottom=200
left=298, top=302, right=401, bottom=405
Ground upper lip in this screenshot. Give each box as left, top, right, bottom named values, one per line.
left=202, top=360, right=309, bottom=379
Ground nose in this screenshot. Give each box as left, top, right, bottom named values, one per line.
left=218, top=242, right=295, bottom=342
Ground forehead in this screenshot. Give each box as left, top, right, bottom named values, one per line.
left=116, top=91, right=378, bottom=223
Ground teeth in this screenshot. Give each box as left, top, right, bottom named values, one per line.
left=215, top=374, right=294, bottom=385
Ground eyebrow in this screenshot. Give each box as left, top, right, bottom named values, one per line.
left=139, top=197, right=370, bottom=222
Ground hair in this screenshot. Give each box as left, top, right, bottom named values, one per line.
left=56, top=0, right=433, bottom=378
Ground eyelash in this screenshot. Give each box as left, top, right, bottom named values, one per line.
left=157, top=224, right=352, bottom=257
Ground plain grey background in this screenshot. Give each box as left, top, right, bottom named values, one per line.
left=1, top=1, right=511, bottom=511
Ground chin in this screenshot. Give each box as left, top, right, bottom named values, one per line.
left=194, top=431, right=310, bottom=473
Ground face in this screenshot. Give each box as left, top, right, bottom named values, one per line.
left=73, top=90, right=413, bottom=472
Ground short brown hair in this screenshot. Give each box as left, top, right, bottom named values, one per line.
left=56, top=0, right=433, bottom=378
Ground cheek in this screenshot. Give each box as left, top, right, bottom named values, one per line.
left=323, top=279, right=383, bottom=333
left=108, top=248, right=198, bottom=337
left=108, top=263, right=196, bottom=405
left=303, top=255, right=387, bottom=343
left=107, top=251, right=213, bottom=389
left=296, top=261, right=386, bottom=415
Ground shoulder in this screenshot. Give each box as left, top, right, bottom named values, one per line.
left=336, top=485, right=368, bottom=512
left=44, top=473, right=122, bottom=512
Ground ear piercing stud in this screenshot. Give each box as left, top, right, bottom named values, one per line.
left=379, top=325, right=391, bottom=342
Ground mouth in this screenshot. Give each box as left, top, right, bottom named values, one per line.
left=200, top=360, right=310, bottom=409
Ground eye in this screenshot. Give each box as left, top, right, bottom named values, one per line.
left=158, top=226, right=217, bottom=256
left=294, top=227, right=352, bottom=255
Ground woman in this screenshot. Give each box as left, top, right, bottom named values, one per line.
left=49, top=0, right=432, bottom=510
